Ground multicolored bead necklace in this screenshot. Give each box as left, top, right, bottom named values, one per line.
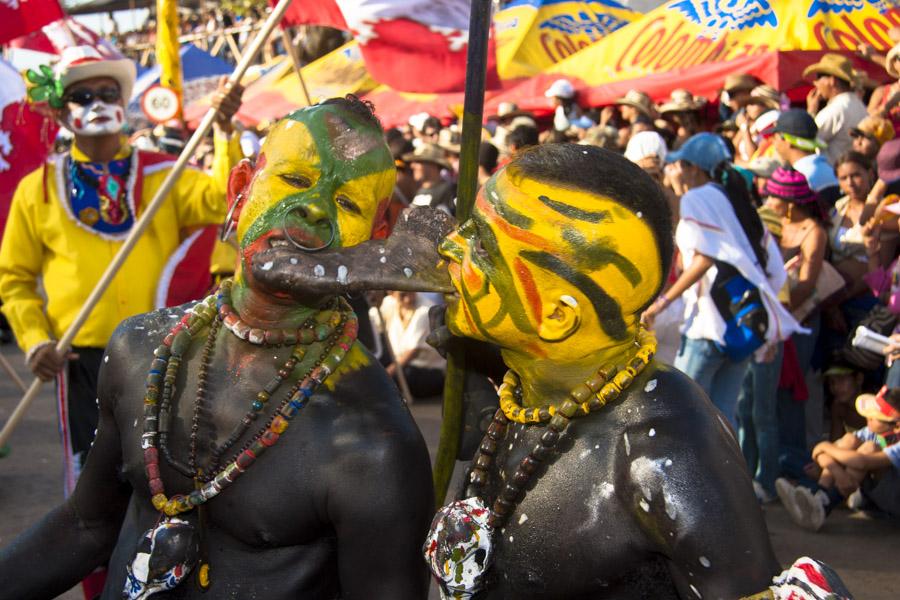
left=467, top=327, right=657, bottom=529
left=141, top=280, right=358, bottom=518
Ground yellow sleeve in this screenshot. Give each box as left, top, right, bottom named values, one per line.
left=173, top=128, right=243, bottom=228
left=0, top=170, right=54, bottom=353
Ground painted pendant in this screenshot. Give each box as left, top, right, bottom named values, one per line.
left=424, top=497, right=494, bottom=600
left=123, top=517, right=199, bottom=599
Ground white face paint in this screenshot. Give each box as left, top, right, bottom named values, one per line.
left=66, top=100, right=125, bottom=137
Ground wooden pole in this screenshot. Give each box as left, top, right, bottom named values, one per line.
left=371, top=305, right=415, bottom=405
left=0, top=0, right=295, bottom=451
left=281, top=27, right=313, bottom=106
left=0, top=353, right=26, bottom=393
left=432, top=0, right=493, bottom=506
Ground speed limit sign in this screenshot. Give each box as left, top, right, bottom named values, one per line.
left=141, top=85, right=181, bottom=124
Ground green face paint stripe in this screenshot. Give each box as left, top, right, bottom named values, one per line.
left=459, top=276, right=491, bottom=339
left=561, top=228, right=643, bottom=288
left=521, top=250, right=628, bottom=341
left=537, top=194, right=611, bottom=224
left=486, top=178, right=533, bottom=230
left=241, top=105, right=391, bottom=248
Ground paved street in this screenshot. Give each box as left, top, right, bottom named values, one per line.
left=0, top=344, right=897, bottom=599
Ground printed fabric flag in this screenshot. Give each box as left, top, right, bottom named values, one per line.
left=494, top=0, right=639, bottom=79
left=8, top=17, right=120, bottom=58
left=276, top=0, right=499, bottom=93
left=0, top=0, right=65, bottom=45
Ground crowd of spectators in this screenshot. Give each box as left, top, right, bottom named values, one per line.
left=364, top=47, right=900, bottom=532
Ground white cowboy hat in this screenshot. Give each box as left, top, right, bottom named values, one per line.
left=55, top=45, right=136, bottom=102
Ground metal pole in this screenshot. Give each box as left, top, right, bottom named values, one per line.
left=432, top=0, right=493, bottom=506
left=0, top=0, right=295, bottom=451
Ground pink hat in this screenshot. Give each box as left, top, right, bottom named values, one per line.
left=764, top=167, right=818, bottom=205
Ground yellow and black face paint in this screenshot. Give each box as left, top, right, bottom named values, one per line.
left=440, top=170, right=663, bottom=353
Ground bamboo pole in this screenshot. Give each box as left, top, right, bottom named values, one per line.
left=432, top=0, right=493, bottom=506
left=280, top=27, right=313, bottom=106
left=0, top=0, right=295, bottom=451
left=0, top=353, right=26, bottom=393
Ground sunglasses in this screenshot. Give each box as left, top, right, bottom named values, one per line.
left=64, top=87, right=121, bottom=106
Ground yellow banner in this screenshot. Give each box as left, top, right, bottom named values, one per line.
left=272, top=41, right=377, bottom=107
left=551, top=0, right=900, bottom=85
left=494, top=0, right=639, bottom=79
left=155, top=0, right=182, bottom=120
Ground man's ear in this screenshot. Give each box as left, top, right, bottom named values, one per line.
left=537, top=293, right=581, bottom=343
left=371, top=197, right=391, bottom=240
left=226, top=158, right=255, bottom=223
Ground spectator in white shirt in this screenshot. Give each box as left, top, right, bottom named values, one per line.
left=804, top=53, right=869, bottom=164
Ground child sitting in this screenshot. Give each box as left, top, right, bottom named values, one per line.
left=776, top=386, right=900, bottom=531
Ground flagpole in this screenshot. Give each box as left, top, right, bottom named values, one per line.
left=280, top=27, right=313, bottom=105
left=432, top=0, right=493, bottom=505
left=0, top=0, right=295, bottom=452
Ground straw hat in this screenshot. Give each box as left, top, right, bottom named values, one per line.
left=802, top=53, right=855, bottom=83
left=850, top=115, right=895, bottom=147
left=886, top=43, right=900, bottom=78
left=489, top=101, right=530, bottom=122
left=658, top=89, right=706, bottom=113
left=402, top=142, right=452, bottom=170
left=614, top=89, right=655, bottom=118
left=438, top=127, right=461, bottom=154
left=744, top=85, right=782, bottom=111
left=723, top=73, right=761, bottom=93
left=55, top=45, right=136, bottom=101
left=855, top=387, right=900, bottom=422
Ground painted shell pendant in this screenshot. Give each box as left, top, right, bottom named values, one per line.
left=123, top=517, right=198, bottom=599
left=424, top=497, right=494, bottom=600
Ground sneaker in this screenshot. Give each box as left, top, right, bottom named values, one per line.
left=847, top=489, right=867, bottom=511
left=776, top=478, right=802, bottom=520
left=793, top=486, right=826, bottom=532
left=752, top=480, right=777, bottom=504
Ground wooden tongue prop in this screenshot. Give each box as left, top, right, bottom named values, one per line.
left=250, top=206, right=455, bottom=296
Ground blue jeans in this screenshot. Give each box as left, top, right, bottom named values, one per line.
left=674, top=337, right=751, bottom=430
left=737, top=343, right=784, bottom=495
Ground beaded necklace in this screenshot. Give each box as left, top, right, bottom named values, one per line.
left=142, top=283, right=358, bottom=517
left=425, top=328, right=657, bottom=597
left=469, top=327, right=656, bottom=529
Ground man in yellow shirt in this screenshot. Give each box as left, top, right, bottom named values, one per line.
left=0, top=46, right=244, bottom=494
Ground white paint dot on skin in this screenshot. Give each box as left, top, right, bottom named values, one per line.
left=665, top=459, right=673, bottom=467
left=644, top=379, right=657, bottom=392
left=260, top=261, right=273, bottom=271
left=133, top=418, right=138, bottom=428
left=639, top=499, right=650, bottom=512
left=699, top=556, right=710, bottom=568
left=624, top=432, right=631, bottom=456
left=636, top=211, right=643, bottom=218
left=518, top=513, right=528, bottom=525
left=690, top=584, right=702, bottom=598
left=649, top=428, right=656, bottom=437
left=104, top=355, right=109, bottom=363
left=508, top=443, right=513, bottom=450
left=595, top=444, right=600, bottom=449
left=313, top=264, right=325, bottom=277
left=337, top=265, right=349, bottom=284
left=509, top=535, right=514, bottom=542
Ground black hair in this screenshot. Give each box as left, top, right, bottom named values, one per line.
left=479, top=141, right=499, bottom=173
left=508, top=125, right=539, bottom=151
left=711, top=162, right=769, bottom=272
left=384, top=127, right=405, bottom=146
left=508, top=143, right=673, bottom=309
left=835, top=150, right=873, bottom=173
left=885, top=388, right=900, bottom=413
left=422, top=116, right=442, bottom=133
left=320, top=94, right=382, bottom=131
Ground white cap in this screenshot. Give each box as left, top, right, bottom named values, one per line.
left=408, top=111, right=431, bottom=131
left=624, top=131, right=668, bottom=164
left=544, top=79, right=575, bottom=99
left=751, top=110, right=780, bottom=136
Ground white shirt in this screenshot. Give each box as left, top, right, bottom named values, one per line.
left=815, top=91, right=868, bottom=164
left=676, top=183, right=802, bottom=344
left=371, top=295, right=446, bottom=371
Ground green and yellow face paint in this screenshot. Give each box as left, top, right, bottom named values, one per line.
left=439, top=169, right=663, bottom=360
left=236, top=103, right=395, bottom=279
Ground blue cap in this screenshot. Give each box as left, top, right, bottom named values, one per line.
left=665, top=132, right=732, bottom=174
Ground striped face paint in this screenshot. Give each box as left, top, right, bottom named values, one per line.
left=438, top=169, right=662, bottom=359
left=236, top=103, right=395, bottom=273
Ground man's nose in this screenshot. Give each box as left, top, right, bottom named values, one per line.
left=293, top=201, right=329, bottom=225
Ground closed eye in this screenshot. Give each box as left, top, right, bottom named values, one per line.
left=336, top=194, right=361, bottom=215
left=279, top=173, right=312, bottom=189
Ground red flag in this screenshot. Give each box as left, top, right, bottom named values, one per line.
left=0, top=0, right=65, bottom=45
left=9, top=17, right=122, bottom=59
left=276, top=0, right=499, bottom=94
left=0, top=58, right=56, bottom=240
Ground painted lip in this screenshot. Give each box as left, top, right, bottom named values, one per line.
left=89, top=115, right=111, bottom=124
